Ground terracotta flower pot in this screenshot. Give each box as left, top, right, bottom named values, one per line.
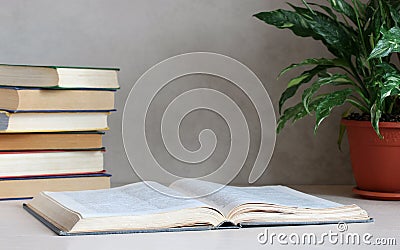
left=342, top=119, right=400, bottom=199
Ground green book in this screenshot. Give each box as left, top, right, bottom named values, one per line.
left=0, top=64, right=119, bottom=89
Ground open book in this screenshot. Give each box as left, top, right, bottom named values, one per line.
left=24, top=180, right=371, bottom=235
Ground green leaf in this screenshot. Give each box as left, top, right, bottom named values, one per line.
left=302, top=74, right=353, bottom=113
left=301, top=0, right=316, bottom=15
left=288, top=4, right=357, bottom=59
left=354, top=0, right=367, bottom=15
left=370, top=101, right=382, bottom=138
left=278, top=66, right=328, bottom=114
left=388, top=0, right=400, bottom=24
left=277, top=103, right=305, bottom=133
left=365, top=2, right=383, bottom=40
left=279, top=58, right=349, bottom=77
left=346, top=98, right=370, bottom=113
left=326, top=0, right=358, bottom=24
left=287, top=73, right=312, bottom=88
left=277, top=97, right=325, bottom=133
left=380, top=73, right=400, bottom=101
left=375, top=62, right=399, bottom=76
left=314, top=89, right=353, bottom=132
left=255, top=6, right=357, bottom=59
left=308, top=3, right=337, bottom=20
left=254, top=10, right=321, bottom=39
left=293, top=97, right=325, bottom=122
left=373, top=63, right=400, bottom=103
left=369, top=27, right=400, bottom=59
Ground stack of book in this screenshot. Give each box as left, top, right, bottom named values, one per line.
left=0, top=64, right=119, bottom=200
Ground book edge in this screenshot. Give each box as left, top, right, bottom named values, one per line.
left=238, top=218, right=374, bottom=227
left=0, top=86, right=118, bottom=91
left=0, top=64, right=120, bottom=71
left=23, top=204, right=218, bottom=236
left=23, top=203, right=373, bottom=236
left=0, top=172, right=112, bottom=181
left=2, top=109, right=117, bottom=113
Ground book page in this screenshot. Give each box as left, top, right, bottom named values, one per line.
left=43, top=181, right=209, bottom=218
left=170, top=179, right=342, bottom=216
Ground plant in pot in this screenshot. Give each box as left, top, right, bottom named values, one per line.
left=254, top=0, right=400, bottom=199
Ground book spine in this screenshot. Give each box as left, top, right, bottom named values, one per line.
left=0, top=112, right=9, bottom=131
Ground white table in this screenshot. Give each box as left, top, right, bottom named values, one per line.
left=1, top=185, right=399, bottom=250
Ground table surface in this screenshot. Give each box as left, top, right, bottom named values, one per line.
left=1, top=185, right=399, bottom=250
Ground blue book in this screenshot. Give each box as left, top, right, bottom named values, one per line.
left=24, top=179, right=372, bottom=236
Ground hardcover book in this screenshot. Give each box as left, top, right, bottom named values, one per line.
left=0, top=149, right=104, bottom=177
left=25, top=179, right=371, bottom=235
left=0, top=172, right=111, bottom=200
left=0, top=64, right=119, bottom=89
left=0, top=132, right=103, bottom=151
left=0, top=87, right=115, bottom=112
left=0, top=111, right=109, bottom=132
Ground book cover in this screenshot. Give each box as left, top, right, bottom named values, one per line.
left=23, top=180, right=373, bottom=236
left=0, top=64, right=120, bottom=89
left=0, top=147, right=105, bottom=154
left=0, top=63, right=120, bottom=71
left=0, top=173, right=111, bottom=201
left=0, top=149, right=105, bottom=177
left=0, top=171, right=110, bottom=181
left=1, top=109, right=117, bottom=113
left=23, top=205, right=373, bottom=236
left=0, top=111, right=109, bottom=132
left=0, top=132, right=104, bottom=151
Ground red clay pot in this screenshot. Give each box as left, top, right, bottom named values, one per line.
left=342, top=119, right=400, bottom=194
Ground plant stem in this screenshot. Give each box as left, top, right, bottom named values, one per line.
left=388, top=96, right=398, bottom=114
left=301, top=0, right=315, bottom=15
left=351, top=0, right=370, bottom=73
left=348, top=61, right=369, bottom=97
left=346, top=98, right=370, bottom=113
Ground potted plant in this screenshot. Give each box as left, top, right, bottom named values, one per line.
left=254, top=0, right=400, bottom=199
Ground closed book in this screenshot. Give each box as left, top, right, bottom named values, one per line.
left=0, top=132, right=103, bottom=151
left=0, top=149, right=104, bottom=177
left=0, top=87, right=115, bottom=112
left=0, top=111, right=109, bottom=132
left=0, top=172, right=111, bottom=200
left=0, top=64, right=119, bottom=89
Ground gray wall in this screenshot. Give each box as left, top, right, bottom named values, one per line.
left=0, top=0, right=354, bottom=185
